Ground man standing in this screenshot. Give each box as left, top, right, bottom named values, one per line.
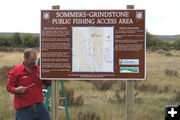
left=7, top=48, right=51, bottom=120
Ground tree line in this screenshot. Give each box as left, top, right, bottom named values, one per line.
left=0, top=33, right=39, bottom=48
left=0, top=32, right=180, bottom=51
left=146, top=32, right=180, bottom=51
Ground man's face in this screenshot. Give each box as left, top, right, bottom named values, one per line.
left=24, top=53, right=37, bottom=68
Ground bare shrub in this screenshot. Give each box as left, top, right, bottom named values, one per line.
left=109, top=89, right=125, bottom=104
left=164, top=86, right=169, bottom=93
left=109, top=89, right=139, bottom=104
left=135, top=83, right=168, bottom=93
left=59, top=87, right=74, bottom=107
left=0, top=66, right=15, bottom=85
left=164, top=69, right=178, bottom=77
left=59, top=87, right=84, bottom=107
left=0, top=46, right=13, bottom=52
left=119, top=81, right=126, bottom=91
left=156, top=49, right=166, bottom=54
left=91, top=80, right=114, bottom=91
left=174, top=90, right=180, bottom=101
left=73, top=94, right=84, bottom=106
left=165, top=52, right=173, bottom=56
left=136, top=84, right=148, bottom=91
left=118, top=81, right=139, bottom=91
left=77, top=111, right=100, bottom=120
left=134, top=81, right=139, bottom=90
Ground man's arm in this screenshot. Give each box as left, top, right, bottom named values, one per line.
left=7, top=69, right=27, bottom=94
left=7, top=69, right=17, bottom=94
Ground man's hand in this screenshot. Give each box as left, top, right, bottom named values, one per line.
left=15, top=86, right=28, bottom=94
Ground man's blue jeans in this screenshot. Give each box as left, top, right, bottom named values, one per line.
left=15, top=103, right=51, bottom=120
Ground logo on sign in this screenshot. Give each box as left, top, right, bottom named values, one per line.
left=136, top=12, right=143, bottom=20
left=120, top=67, right=139, bottom=73
left=43, top=12, right=50, bottom=20
left=119, top=59, right=139, bottom=65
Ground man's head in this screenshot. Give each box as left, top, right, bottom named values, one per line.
left=24, top=48, right=37, bottom=68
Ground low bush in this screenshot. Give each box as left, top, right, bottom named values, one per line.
left=91, top=80, right=114, bottom=91
left=164, top=69, right=178, bottom=77
left=174, top=90, right=180, bottom=101
left=165, top=52, right=173, bottom=56
left=77, top=111, right=100, bottom=120
left=135, top=83, right=169, bottom=93
left=59, top=87, right=84, bottom=107
left=0, top=46, right=13, bottom=52
left=119, top=81, right=126, bottom=91
left=0, top=66, right=15, bottom=85
left=59, top=87, right=74, bottom=107
left=109, top=89, right=125, bottom=104
left=73, top=94, right=84, bottom=106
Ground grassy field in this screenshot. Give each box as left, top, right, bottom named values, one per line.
left=0, top=50, right=180, bottom=120
left=0, top=51, right=23, bottom=68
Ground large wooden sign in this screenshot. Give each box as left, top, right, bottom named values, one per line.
left=40, top=10, right=146, bottom=80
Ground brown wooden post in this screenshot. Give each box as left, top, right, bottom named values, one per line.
left=51, top=5, right=60, bottom=120
left=51, top=81, right=56, bottom=120
left=52, top=5, right=60, bottom=10
left=126, top=5, right=135, bottom=120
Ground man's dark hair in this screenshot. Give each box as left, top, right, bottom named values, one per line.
left=24, top=48, right=36, bottom=58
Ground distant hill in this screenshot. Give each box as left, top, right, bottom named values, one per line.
left=155, top=35, right=180, bottom=42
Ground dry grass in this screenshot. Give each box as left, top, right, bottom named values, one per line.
left=0, top=48, right=39, bottom=68
left=0, top=86, right=14, bottom=120
left=0, top=51, right=23, bottom=68
left=1, top=50, right=180, bottom=120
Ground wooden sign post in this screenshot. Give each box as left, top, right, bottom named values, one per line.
left=126, top=5, right=135, bottom=120
left=51, top=5, right=60, bottom=120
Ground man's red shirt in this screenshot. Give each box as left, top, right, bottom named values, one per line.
left=7, top=63, right=51, bottom=110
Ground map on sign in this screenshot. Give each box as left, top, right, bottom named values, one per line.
left=72, top=27, right=114, bottom=72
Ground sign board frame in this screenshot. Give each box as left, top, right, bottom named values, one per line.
left=40, top=9, right=146, bottom=80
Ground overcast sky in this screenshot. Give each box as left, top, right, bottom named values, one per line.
left=0, top=0, right=179, bottom=35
